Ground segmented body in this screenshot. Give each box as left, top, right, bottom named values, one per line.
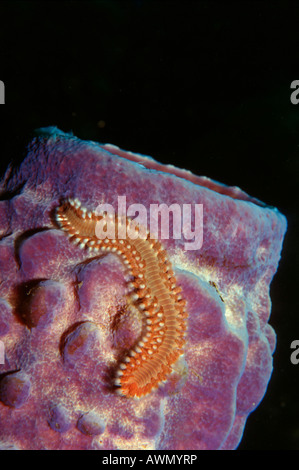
left=55, top=198, right=187, bottom=398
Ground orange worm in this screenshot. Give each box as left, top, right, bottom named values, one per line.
left=56, top=198, right=187, bottom=398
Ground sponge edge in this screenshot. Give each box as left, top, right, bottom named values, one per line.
left=0, top=128, right=287, bottom=450
left=34, top=126, right=73, bottom=138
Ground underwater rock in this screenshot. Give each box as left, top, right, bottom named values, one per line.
left=0, top=127, right=286, bottom=449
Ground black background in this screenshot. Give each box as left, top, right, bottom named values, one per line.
left=0, top=0, right=298, bottom=450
